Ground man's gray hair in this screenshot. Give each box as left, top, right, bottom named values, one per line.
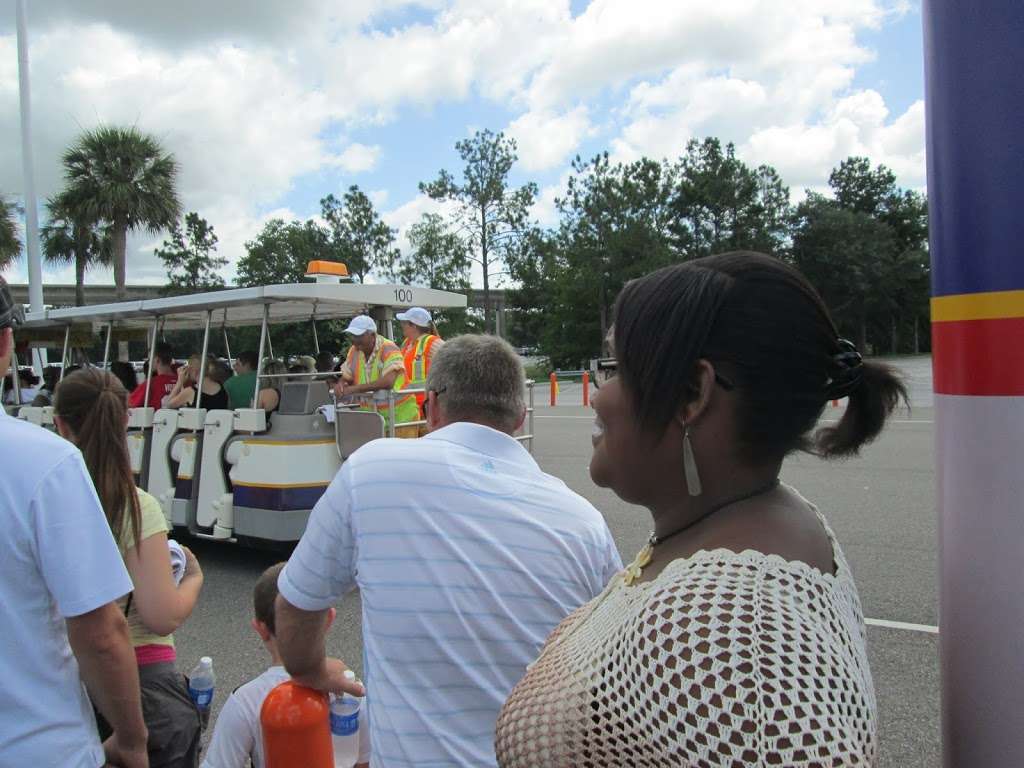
left=426, top=334, right=525, bottom=433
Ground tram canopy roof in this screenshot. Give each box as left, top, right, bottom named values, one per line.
left=19, top=282, right=468, bottom=331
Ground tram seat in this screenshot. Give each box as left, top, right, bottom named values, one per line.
left=168, top=410, right=206, bottom=529
left=194, top=409, right=236, bottom=535
left=335, top=409, right=386, bottom=460
left=149, top=409, right=184, bottom=526
left=126, top=407, right=155, bottom=490
left=18, top=406, right=44, bottom=426
left=278, top=380, right=331, bottom=415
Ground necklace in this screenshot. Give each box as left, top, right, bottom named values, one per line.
left=622, top=478, right=781, bottom=586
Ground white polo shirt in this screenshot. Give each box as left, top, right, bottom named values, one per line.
left=202, top=665, right=370, bottom=768
left=0, top=411, right=133, bottom=767
left=279, top=422, right=622, bottom=768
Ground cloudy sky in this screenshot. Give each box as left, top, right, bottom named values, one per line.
left=0, top=0, right=925, bottom=287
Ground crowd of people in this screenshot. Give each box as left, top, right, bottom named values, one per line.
left=1, top=249, right=906, bottom=767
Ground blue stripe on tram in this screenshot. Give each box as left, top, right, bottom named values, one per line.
left=233, top=484, right=327, bottom=511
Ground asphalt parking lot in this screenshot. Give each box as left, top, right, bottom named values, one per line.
left=176, top=356, right=940, bottom=766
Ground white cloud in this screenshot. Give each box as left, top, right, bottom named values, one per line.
left=742, top=94, right=926, bottom=192
left=383, top=193, right=452, bottom=247
left=334, top=143, right=382, bottom=173
left=506, top=106, right=593, bottom=172
left=1, top=0, right=926, bottom=291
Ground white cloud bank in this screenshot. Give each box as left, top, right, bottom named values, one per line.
left=1, top=0, right=924, bottom=285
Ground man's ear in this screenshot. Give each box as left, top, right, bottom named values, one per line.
left=426, top=391, right=442, bottom=431
left=53, top=414, right=74, bottom=441
left=674, top=359, right=716, bottom=429
left=251, top=618, right=273, bottom=643
left=514, top=408, right=526, bottom=434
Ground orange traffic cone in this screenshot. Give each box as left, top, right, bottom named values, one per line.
left=261, top=681, right=334, bottom=768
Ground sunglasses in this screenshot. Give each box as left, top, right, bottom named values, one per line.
left=591, top=361, right=735, bottom=391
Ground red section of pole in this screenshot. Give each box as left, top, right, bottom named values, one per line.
left=549, top=372, right=557, bottom=406
left=261, top=681, right=334, bottom=768
left=582, top=371, right=590, bottom=407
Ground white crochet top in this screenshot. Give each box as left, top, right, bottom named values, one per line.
left=495, top=503, right=877, bottom=767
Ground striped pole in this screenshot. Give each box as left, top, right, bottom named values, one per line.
left=925, top=2, right=1024, bottom=764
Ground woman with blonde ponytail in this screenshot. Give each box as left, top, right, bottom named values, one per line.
left=54, top=368, right=205, bottom=767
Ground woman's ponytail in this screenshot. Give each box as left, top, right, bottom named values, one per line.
left=815, top=359, right=908, bottom=458
left=54, top=368, right=141, bottom=548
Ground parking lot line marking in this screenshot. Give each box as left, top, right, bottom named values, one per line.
left=865, top=618, right=939, bottom=634
left=535, top=414, right=936, bottom=424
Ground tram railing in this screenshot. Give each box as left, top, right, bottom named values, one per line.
left=254, top=371, right=537, bottom=454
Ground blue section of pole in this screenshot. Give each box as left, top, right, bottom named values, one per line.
left=925, top=2, right=1024, bottom=297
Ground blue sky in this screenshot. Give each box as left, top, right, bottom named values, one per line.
left=0, top=0, right=927, bottom=286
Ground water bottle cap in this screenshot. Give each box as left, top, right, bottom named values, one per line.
left=343, top=670, right=356, bottom=681
left=200, top=656, right=212, bottom=666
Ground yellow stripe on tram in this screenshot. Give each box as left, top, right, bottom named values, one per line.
left=931, top=289, right=1024, bottom=322
left=240, top=439, right=336, bottom=447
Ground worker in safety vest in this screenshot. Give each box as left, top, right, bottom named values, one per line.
left=335, top=315, right=420, bottom=438
left=396, top=307, right=444, bottom=436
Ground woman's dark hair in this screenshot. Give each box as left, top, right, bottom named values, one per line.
left=42, top=366, right=61, bottom=391
left=109, top=361, right=138, bottom=393
left=613, top=251, right=907, bottom=460
left=154, top=341, right=175, bottom=367
left=54, top=368, right=142, bottom=549
left=236, top=350, right=258, bottom=369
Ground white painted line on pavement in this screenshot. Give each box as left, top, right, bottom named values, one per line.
left=536, top=414, right=936, bottom=424
left=865, top=618, right=939, bottom=634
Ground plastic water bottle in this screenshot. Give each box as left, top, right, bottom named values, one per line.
left=188, top=656, right=216, bottom=730
left=329, top=670, right=362, bottom=767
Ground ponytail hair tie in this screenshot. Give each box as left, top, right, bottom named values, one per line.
left=825, top=338, right=864, bottom=400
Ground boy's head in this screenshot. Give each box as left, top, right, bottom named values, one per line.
left=252, top=563, right=286, bottom=642
left=252, top=563, right=334, bottom=650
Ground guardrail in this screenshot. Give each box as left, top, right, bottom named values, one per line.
left=317, top=379, right=537, bottom=453
left=549, top=370, right=590, bottom=407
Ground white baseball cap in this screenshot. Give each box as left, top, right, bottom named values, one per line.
left=344, top=315, right=377, bottom=336
left=395, top=307, right=433, bottom=327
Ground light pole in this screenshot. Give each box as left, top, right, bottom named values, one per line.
left=16, top=0, right=43, bottom=315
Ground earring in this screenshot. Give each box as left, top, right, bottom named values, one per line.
left=683, top=425, right=702, bottom=497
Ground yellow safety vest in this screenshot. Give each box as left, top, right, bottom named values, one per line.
left=402, top=334, right=439, bottom=408
left=347, top=336, right=419, bottom=428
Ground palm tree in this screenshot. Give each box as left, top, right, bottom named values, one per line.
left=41, top=193, right=113, bottom=306
left=60, top=126, right=181, bottom=298
left=1, top=196, right=21, bottom=271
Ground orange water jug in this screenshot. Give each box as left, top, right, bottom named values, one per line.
left=260, top=680, right=334, bottom=768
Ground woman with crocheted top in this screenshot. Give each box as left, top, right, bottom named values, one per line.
left=496, top=251, right=904, bottom=767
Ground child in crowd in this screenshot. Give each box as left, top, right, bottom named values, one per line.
left=202, top=564, right=369, bottom=768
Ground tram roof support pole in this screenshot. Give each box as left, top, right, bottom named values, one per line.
left=102, top=322, right=113, bottom=367
left=10, top=347, right=21, bottom=404
left=222, top=328, right=232, bottom=363
left=311, top=314, right=320, bottom=354
left=196, top=310, right=212, bottom=408
left=252, top=304, right=269, bottom=409
left=143, top=317, right=159, bottom=409
left=58, top=324, right=71, bottom=382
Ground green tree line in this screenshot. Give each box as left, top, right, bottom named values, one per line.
left=5, top=125, right=927, bottom=367
left=506, top=141, right=928, bottom=366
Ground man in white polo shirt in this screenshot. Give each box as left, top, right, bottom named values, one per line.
left=0, top=277, right=148, bottom=768
left=276, top=334, right=622, bottom=768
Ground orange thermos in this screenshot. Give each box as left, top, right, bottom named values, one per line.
left=261, top=681, right=334, bottom=768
